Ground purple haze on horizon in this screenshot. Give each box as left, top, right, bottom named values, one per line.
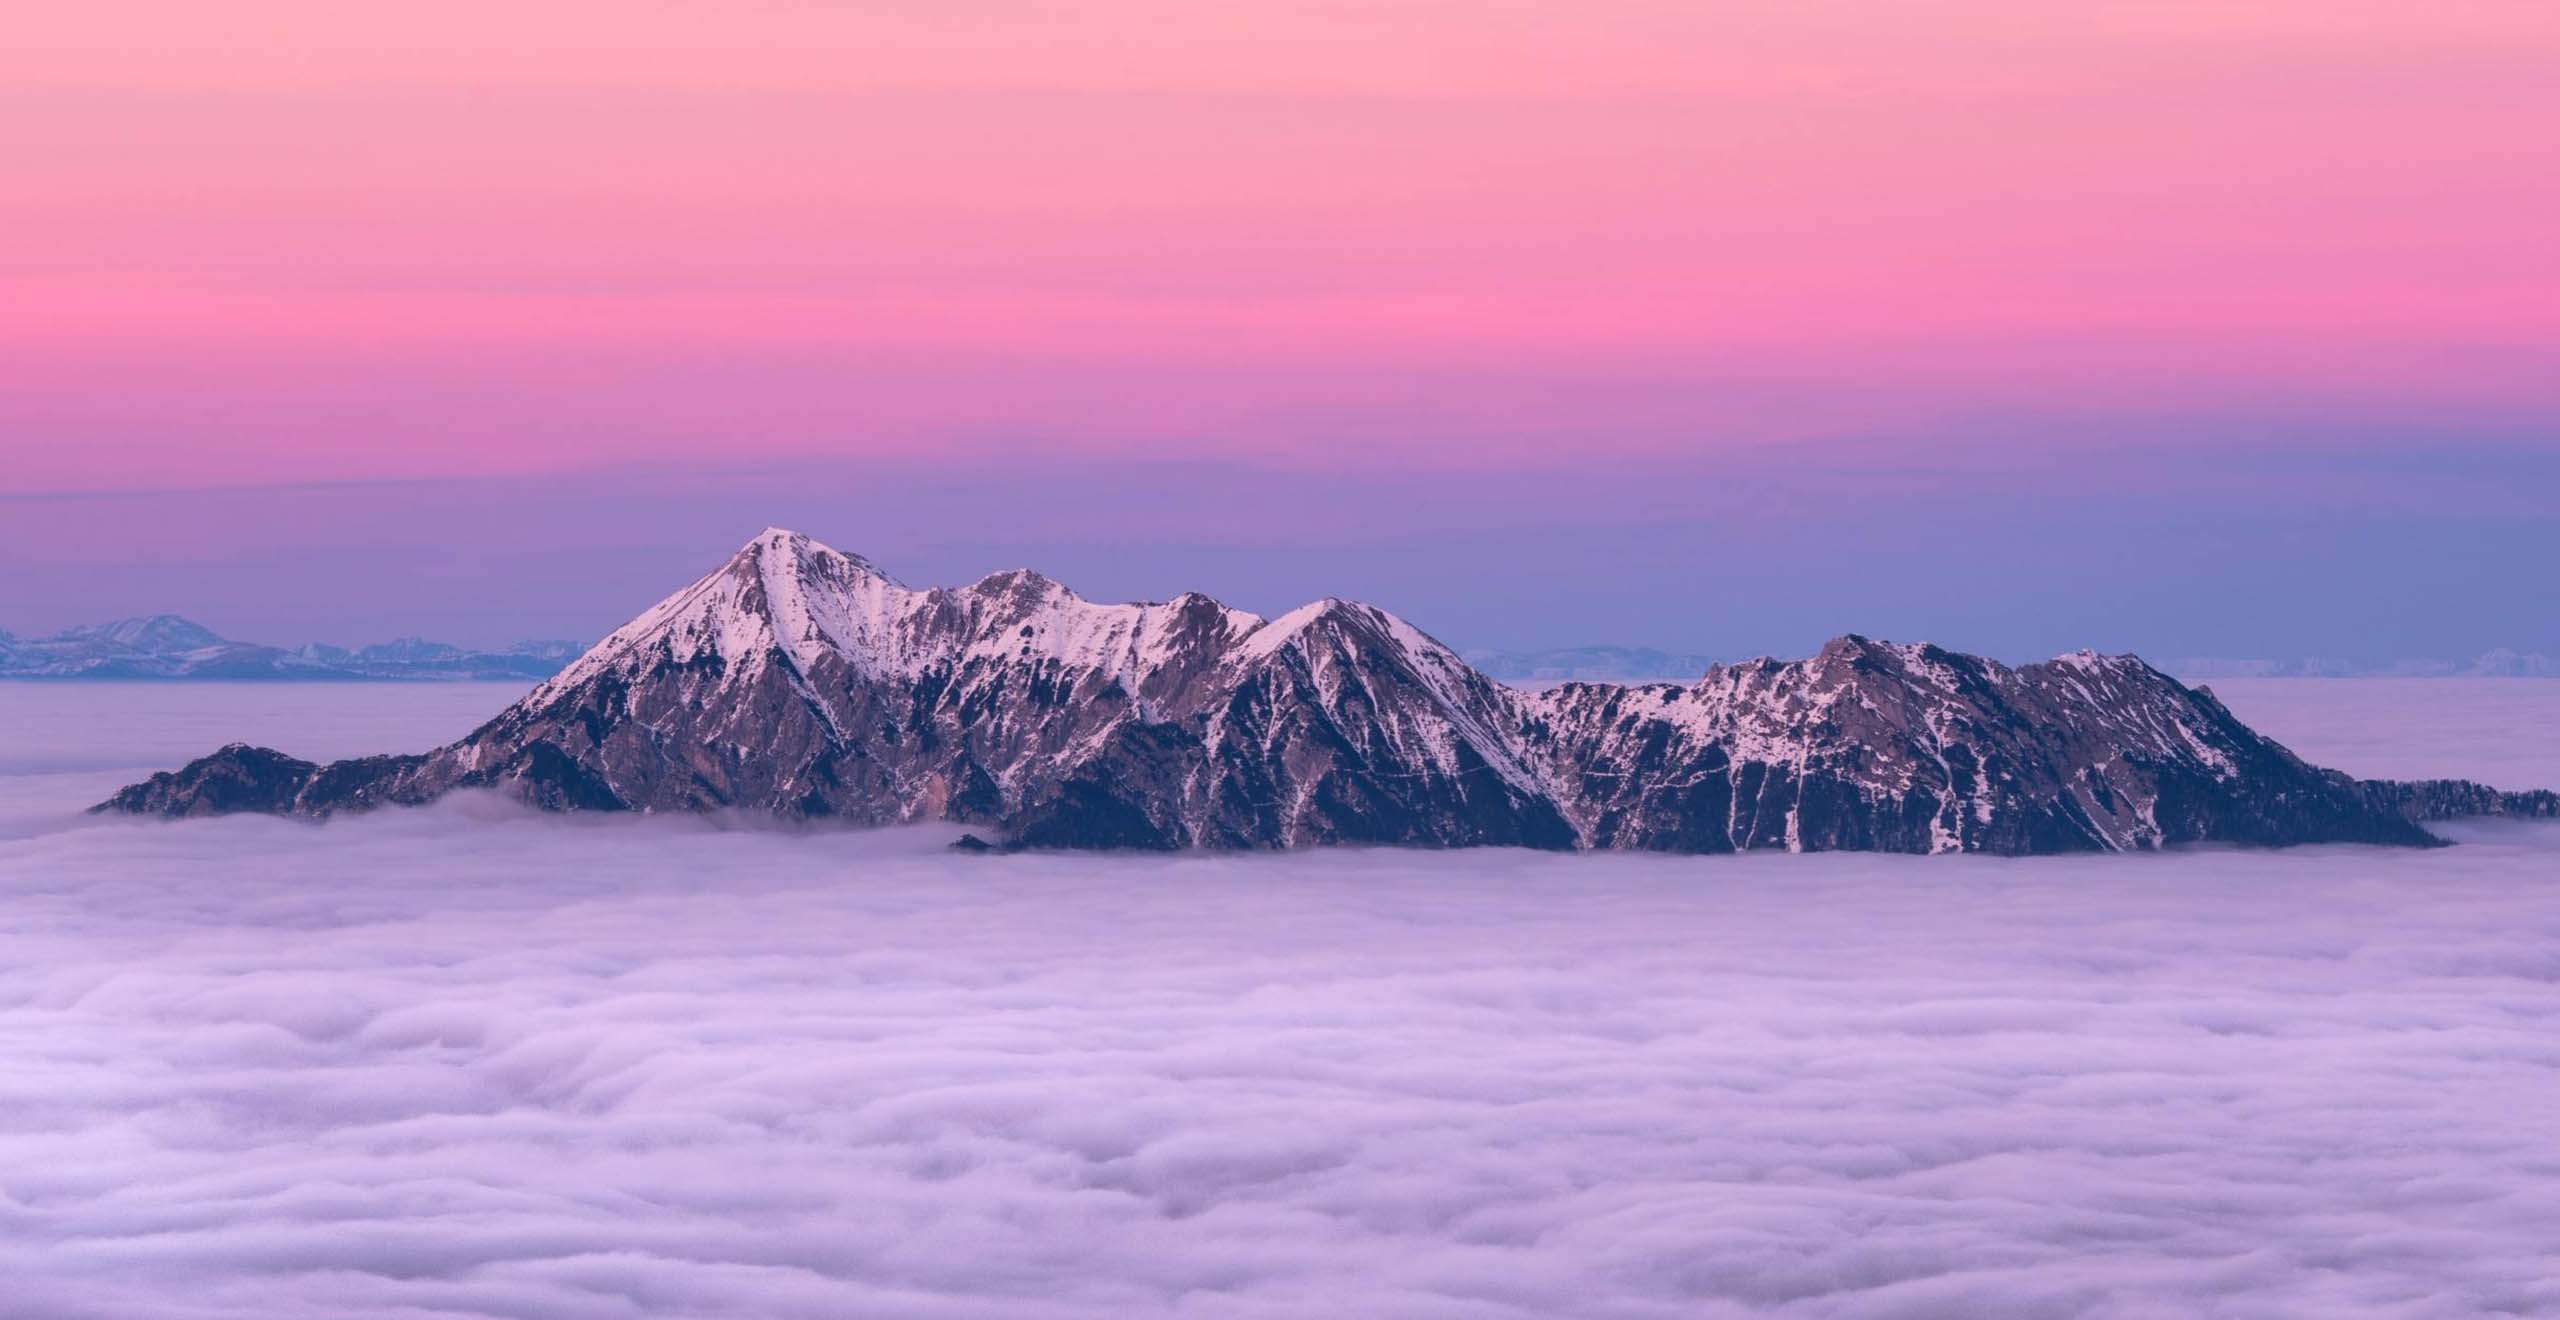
left=3, top=432, right=2554, bottom=666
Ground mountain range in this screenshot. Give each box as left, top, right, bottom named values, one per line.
left=14, top=612, right=2544, bottom=687
left=0, top=616, right=578, bottom=681
left=101, top=529, right=2557, bottom=853
left=1462, top=645, right=1722, bottom=685
left=2168, top=651, right=2560, bottom=679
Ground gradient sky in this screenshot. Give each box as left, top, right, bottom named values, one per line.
left=3, top=1, right=2554, bottom=660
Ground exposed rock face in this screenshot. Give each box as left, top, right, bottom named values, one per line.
left=99, top=530, right=2552, bottom=854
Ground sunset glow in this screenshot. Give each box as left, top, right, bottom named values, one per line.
left=7, top=1, right=2554, bottom=491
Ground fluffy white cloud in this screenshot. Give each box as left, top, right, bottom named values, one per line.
left=3, top=677, right=2557, bottom=1319
left=3, top=788, right=2558, bottom=1318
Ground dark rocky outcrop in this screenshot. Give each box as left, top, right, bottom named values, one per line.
left=103, top=744, right=319, bottom=817
left=96, top=529, right=2555, bottom=854
left=102, top=745, right=435, bottom=818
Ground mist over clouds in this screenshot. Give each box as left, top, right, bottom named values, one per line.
left=3, top=685, right=2559, bottom=1317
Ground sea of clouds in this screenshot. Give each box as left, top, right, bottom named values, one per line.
left=1, top=681, right=2556, bottom=1318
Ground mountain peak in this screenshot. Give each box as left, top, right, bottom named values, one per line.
left=65, top=614, right=230, bottom=654
left=969, top=568, right=1073, bottom=601
left=734, top=525, right=843, bottom=561
left=2047, top=647, right=2147, bottom=676
left=1236, top=596, right=1380, bottom=660
left=724, top=526, right=892, bottom=586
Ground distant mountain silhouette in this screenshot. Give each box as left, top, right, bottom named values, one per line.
left=1463, top=645, right=1719, bottom=684
left=0, top=614, right=577, bottom=681
left=2171, top=650, right=2559, bottom=679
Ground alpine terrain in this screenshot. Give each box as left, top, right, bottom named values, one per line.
left=101, top=530, right=2559, bottom=852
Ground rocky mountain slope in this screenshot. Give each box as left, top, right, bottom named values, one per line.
left=100, top=529, right=2557, bottom=852
left=2, top=615, right=576, bottom=681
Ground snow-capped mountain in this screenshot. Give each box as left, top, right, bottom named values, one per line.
left=2, top=614, right=295, bottom=679
left=1522, top=638, right=2526, bottom=853
left=101, top=529, right=2557, bottom=851
left=57, top=614, right=231, bottom=654
left=2171, top=650, right=2560, bottom=679
left=0, top=615, right=579, bottom=681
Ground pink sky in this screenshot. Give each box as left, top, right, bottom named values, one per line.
left=4, top=1, right=2556, bottom=492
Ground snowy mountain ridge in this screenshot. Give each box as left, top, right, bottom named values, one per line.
left=0, top=613, right=578, bottom=682
left=541, top=528, right=1270, bottom=701
left=101, top=529, right=2558, bottom=852
left=2171, top=651, right=2560, bottom=679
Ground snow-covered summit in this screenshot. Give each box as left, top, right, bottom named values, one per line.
left=542, top=529, right=1510, bottom=709
left=60, top=613, right=229, bottom=653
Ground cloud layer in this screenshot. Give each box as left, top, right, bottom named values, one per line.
left=3, top=683, right=2558, bottom=1317
left=7, top=805, right=2560, bottom=1317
